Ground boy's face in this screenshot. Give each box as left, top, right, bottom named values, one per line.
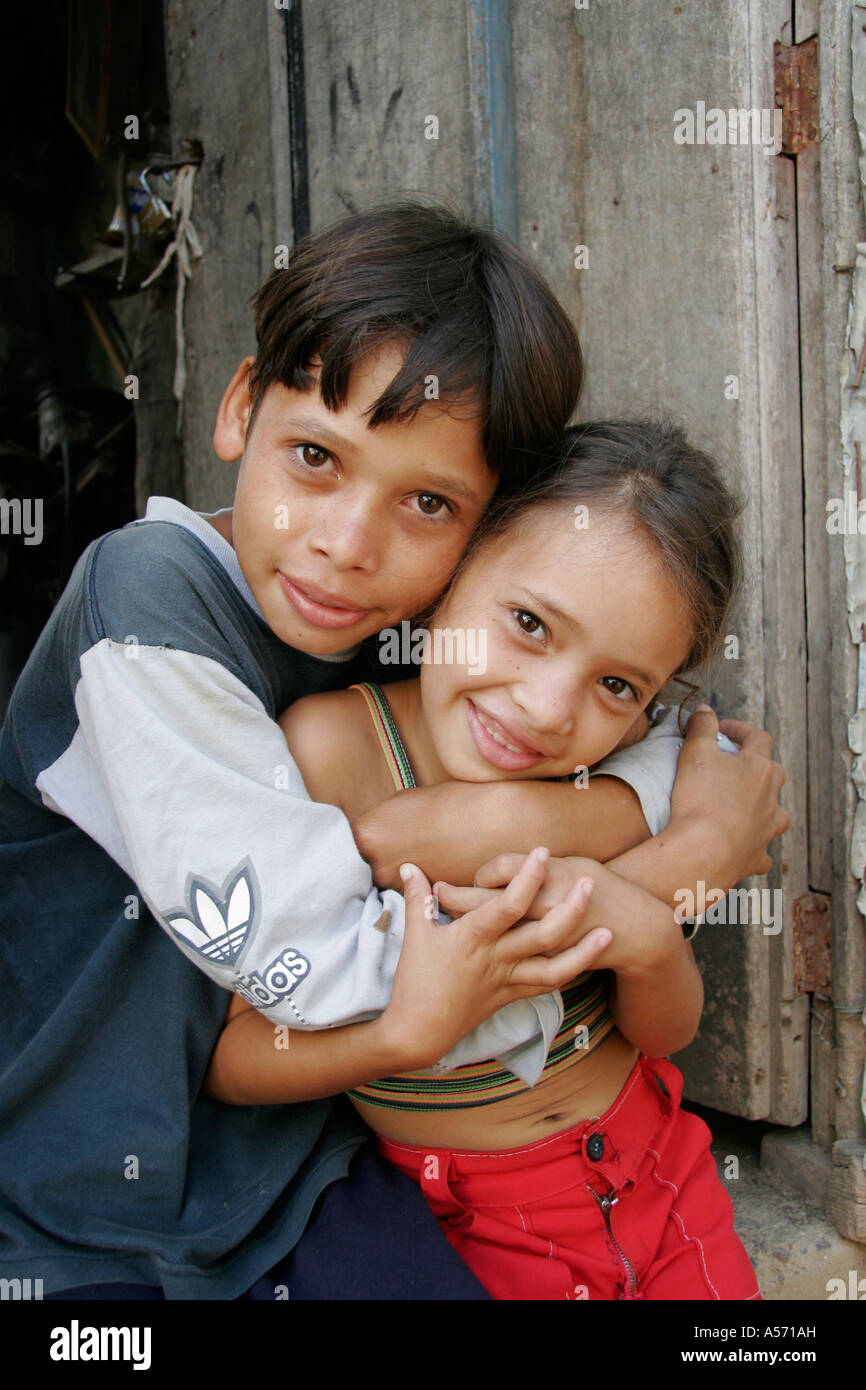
left=213, top=344, right=497, bottom=654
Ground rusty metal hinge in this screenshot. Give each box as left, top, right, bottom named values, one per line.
left=773, top=36, right=819, bottom=155
left=793, top=892, right=832, bottom=994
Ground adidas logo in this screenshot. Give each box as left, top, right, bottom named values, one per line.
left=168, top=862, right=255, bottom=965
left=165, top=860, right=311, bottom=1007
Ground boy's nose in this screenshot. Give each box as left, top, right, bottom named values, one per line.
left=310, top=496, right=380, bottom=573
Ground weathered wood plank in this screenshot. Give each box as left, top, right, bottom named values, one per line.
left=752, top=45, right=810, bottom=1123
left=797, top=131, right=834, bottom=897
left=549, top=0, right=808, bottom=1121
left=829, top=0, right=866, bottom=1144
left=809, top=997, right=835, bottom=1148
left=303, top=0, right=478, bottom=229
left=164, top=0, right=287, bottom=508
left=787, top=8, right=833, bottom=898
left=828, top=1140, right=866, bottom=1241
left=511, top=3, right=586, bottom=372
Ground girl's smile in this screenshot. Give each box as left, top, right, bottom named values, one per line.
left=466, top=698, right=550, bottom=770
left=405, top=505, right=696, bottom=786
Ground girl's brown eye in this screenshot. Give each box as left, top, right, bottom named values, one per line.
left=513, top=608, right=546, bottom=640
left=601, top=676, right=636, bottom=700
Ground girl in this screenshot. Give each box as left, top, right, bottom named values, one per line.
left=208, top=419, right=761, bottom=1301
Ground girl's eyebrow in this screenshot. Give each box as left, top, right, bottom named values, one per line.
left=514, top=587, right=658, bottom=690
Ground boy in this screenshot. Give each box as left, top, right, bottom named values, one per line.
left=0, top=203, right=786, bottom=1300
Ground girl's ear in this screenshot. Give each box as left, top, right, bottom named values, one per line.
left=213, top=356, right=256, bottom=461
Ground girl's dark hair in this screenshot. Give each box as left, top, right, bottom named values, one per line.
left=248, top=201, right=583, bottom=490
left=453, top=418, right=742, bottom=680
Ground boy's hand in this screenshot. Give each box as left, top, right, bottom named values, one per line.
left=446, top=709, right=788, bottom=920
left=671, top=707, right=788, bottom=885
left=380, top=847, right=613, bottom=1070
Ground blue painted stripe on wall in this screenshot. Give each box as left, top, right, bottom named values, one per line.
left=468, top=0, right=518, bottom=239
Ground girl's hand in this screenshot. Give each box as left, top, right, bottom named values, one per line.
left=437, top=857, right=702, bottom=1056
left=436, top=857, right=680, bottom=980
left=436, top=854, right=585, bottom=921
left=379, top=848, right=614, bottom=1071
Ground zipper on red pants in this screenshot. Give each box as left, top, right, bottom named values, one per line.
left=587, top=1184, right=638, bottom=1297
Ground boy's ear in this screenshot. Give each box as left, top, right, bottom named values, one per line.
left=213, top=356, right=256, bottom=461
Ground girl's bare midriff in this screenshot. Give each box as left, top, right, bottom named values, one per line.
left=347, top=1024, right=639, bottom=1151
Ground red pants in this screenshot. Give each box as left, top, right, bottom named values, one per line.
left=377, top=1056, right=760, bottom=1301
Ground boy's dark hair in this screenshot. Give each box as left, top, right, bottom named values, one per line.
left=248, top=201, right=582, bottom=490
left=455, top=418, right=742, bottom=679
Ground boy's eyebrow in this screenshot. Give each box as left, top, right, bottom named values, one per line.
left=419, top=472, right=485, bottom=503
left=515, top=588, right=658, bottom=690
left=284, top=414, right=486, bottom=503
left=282, top=416, right=357, bottom=453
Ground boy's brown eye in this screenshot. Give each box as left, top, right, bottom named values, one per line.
left=298, top=443, right=329, bottom=466
left=416, top=493, right=446, bottom=515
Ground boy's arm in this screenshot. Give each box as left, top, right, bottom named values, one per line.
left=438, top=710, right=789, bottom=923
left=207, top=858, right=612, bottom=1103
left=354, top=776, right=650, bottom=886
left=208, top=999, right=403, bottom=1103
left=26, top=523, right=583, bottom=1074
left=355, top=706, right=787, bottom=906
left=350, top=708, right=661, bottom=886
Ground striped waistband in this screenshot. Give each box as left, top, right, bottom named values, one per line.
left=349, top=971, right=616, bottom=1111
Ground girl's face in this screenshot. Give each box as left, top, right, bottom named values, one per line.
left=418, top=503, right=695, bottom=782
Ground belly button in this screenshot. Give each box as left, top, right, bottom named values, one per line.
left=541, top=1113, right=567, bottom=1124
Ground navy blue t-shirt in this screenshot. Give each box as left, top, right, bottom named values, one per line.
left=0, top=502, right=380, bottom=1298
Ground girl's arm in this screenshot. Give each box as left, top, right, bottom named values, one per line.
left=431, top=855, right=703, bottom=1058
left=206, top=853, right=613, bottom=1104
left=607, top=939, right=703, bottom=1059
left=584, top=864, right=704, bottom=1056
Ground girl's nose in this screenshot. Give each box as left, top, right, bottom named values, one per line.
left=512, top=672, right=578, bottom=738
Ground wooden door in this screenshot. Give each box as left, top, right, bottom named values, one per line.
left=170, top=0, right=865, bottom=1127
